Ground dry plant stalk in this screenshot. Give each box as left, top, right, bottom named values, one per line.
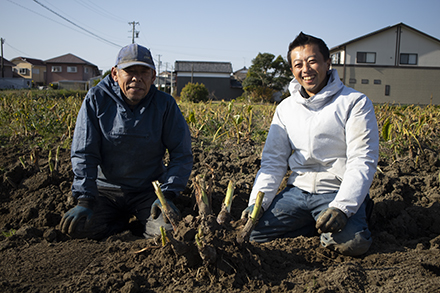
left=54, top=145, right=60, bottom=172
left=31, top=147, right=40, bottom=172
left=152, top=180, right=180, bottom=231
left=236, top=191, right=265, bottom=244
left=193, top=174, right=212, bottom=217
left=217, top=180, right=235, bottom=225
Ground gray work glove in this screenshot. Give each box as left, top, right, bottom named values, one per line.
left=240, top=204, right=264, bottom=220
left=150, top=192, right=180, bottom=223
left=60, top=199, right=93, bottom=234
left=315, top=207, right=347, bottom=234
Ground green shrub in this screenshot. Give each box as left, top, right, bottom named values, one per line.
left=180, top=82, right=209, bottom=103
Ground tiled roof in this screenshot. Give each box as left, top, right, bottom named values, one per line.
left=15, top=57, right=45, bottom=66
left=330, top=23, right=440, bottom=51
left=45, top=53, right=96, bottom=66
left=0, top=57, right=16, bottom=67
left=175, top=61, right=232, bottom=73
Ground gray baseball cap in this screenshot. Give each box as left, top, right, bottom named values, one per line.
left=115, top=43, right=156, bottom=71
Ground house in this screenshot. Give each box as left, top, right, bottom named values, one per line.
left=330, top=23, right=440, bottom=105
left=174, top=61, right=243, bottom=100
left=11, top=57, right=46, bottom=86
left=232, top=66, right=248, bottom=83
left=45, top=53, right=101, bottom=90
left=1, top=57, right=16, bottom=78
left=156, top=70, right=173, bottom=93
left=0, top=57, right=31, bottom=89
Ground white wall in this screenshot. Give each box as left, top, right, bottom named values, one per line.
left=400, top=27, right=440, bottom=67
left=345, top=29, right=397, bottom=66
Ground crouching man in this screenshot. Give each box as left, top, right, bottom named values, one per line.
left=60, top=43, right=193, bottom=240
left=242, top=32, right=379, bottom=256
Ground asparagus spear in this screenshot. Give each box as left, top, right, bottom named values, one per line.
left=195, top=227, right=217, bottom=265
left=194, top=174, right=212, bottom=217
left=152, top=180, right=179, bottom=231
left=216, top=180, right=235, bottom=225
left=236, top=191, right=265, bottom=244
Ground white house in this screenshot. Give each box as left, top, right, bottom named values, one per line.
left=330, top=23, right=440, bottom=105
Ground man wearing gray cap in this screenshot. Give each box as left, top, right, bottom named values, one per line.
left=60, top=44, right=193, bottom=240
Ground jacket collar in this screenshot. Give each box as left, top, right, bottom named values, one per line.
left=288, top=69, right=344, bottom=110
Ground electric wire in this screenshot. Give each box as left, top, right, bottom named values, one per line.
left=73, top=0, right=127, bottom=23
left=33, top=0, right=122, bottom=48
left=4, top=42, right=31, bottom=57
left=6, top=0, right=89, bottom=37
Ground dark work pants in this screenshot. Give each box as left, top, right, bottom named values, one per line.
left=71, top=187, right=171, bottom=240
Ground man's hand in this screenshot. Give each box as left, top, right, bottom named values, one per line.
left=150, top=198, right=180, bottom=223
left=240, top=204, right=264, bottom=221
left=316, top=207, right=347, bottom=234
left=60, top=204, right=93, bottom=234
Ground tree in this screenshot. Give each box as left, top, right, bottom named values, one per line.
left=180, top=82, right=209, bottom=103
left=93, top=69, right=111, bottom=87
left=242, top=53, right=292, bottom=102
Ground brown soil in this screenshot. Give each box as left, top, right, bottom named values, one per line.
left=1, top=137, right=440, bottom=292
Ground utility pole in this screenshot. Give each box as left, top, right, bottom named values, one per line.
left=170, top=64, right=174, bottom=95
left=156, top=54, right=161, bottom=88
left=128, top=21, right=140, bottom=44
left=1, top=38, right=5, bottom=78
left=165, top=62, right=168, bottom=93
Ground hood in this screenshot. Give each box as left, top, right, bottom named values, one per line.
left=288, top=69, right=344, bottom=111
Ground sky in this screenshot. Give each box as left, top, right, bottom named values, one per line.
left=1, top=0, right=440, bottom=74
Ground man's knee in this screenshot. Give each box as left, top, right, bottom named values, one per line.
left=320, top=230, right=372, bottom=256
left=67, top=218, right=110, bottom=240
left=144, top=214, right=173, bottom=239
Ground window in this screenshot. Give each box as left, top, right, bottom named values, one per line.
left=32, top=68, right=40, bottom=74
left=374, top=79, right=381, bottom=85
left=361, top=79, right=369, bottom=84
left=19, top=68, right=28, bottom=75
left=356, top=52, right=376, bottom=64
left=52, top=66, right=62, bottom=72
left=385, top=85, right=390, bottom=96
left=400, top=53, right=417, bottom=65
left=84, top=67, right=89, bottom=73
left=349, top=78, right=357, bottom=84
left=331, top=52, right=341, bottom=65
left=67, top=66, right=77, bottom=73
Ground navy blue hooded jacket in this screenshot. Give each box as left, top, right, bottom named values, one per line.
left=71, top=75, right=193, bottom=200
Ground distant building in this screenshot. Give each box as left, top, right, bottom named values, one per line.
left=174, top=61, right=243, bottom=100
left=0, top=57, right=31, bottom=89
left=232, top=66, right=248, bottom=83
left=156, top=70, right=173, bottom=93
left=11, top=57, right=46, bottom=86
left=330, top=23, right=440, bottom=104
left=45, top=53, right=101, bottom=90
left=0, top=57, right=15, bottom=78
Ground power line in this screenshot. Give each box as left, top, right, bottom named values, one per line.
left=5, top=42, right=31, bottom=57
left=6, top=0, right=89, bottom=37
left=73, top=0, right=127, bottom=23
left=33, top=0, right=122, bottom=48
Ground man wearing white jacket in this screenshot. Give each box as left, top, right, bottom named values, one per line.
left=243, top=32, right=379, bottom=256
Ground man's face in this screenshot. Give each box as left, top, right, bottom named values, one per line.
left=290, top=44, right=331, bottom=97
left=111, top=65, right=156, bottom=106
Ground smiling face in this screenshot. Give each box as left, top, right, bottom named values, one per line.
left=290, top=43, right=331, bottom=97
left=111, top=65, right=156, bottom=106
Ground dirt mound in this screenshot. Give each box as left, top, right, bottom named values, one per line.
left=1, top=139, right=440, bottom=292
